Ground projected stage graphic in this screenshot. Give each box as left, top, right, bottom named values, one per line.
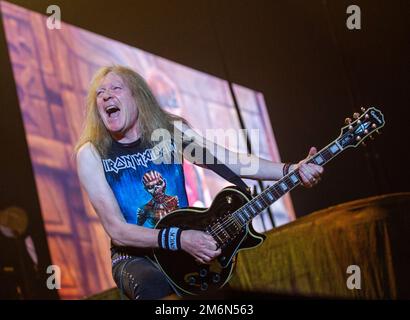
left=1, top=1, right=294, bottom=299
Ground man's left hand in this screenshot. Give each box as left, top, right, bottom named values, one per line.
left=292, top=147, right=324, bottom=188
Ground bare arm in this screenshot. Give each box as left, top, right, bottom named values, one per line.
left=178, top=123, right=323, bottom=187
left=76, top=142, right=159, bottom=248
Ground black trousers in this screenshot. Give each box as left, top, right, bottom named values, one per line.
left=111, top=247, right=176, bottom=300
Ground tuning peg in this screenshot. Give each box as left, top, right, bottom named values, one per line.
left=369, top=135, right=374, bottom=140
left=353, top=112, right=360, bottom=119
left=344, top=117, right=352, bottom=125
left=376, top=130, right=381, bottom=134
left=361, top=141, right=367, bottom=147
left=361, top=107, right=366, bottom=112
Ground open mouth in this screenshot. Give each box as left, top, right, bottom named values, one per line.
left=105, top=105, right=120, bottom=118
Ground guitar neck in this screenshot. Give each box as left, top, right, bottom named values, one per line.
left=233, top=139, right=344, bottom=225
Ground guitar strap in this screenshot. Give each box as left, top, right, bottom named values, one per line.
left=181, top=139, right=250, bottom=194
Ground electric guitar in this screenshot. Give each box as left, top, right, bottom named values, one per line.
left=151, top=107, right=385, bottom=295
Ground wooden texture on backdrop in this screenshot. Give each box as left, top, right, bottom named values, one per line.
left=1, top=0, right=292, bottom=298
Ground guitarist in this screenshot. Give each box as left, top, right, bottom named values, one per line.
left=75, top=65, right=324, bottom=300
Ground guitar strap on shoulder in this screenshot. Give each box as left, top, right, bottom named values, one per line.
left=181, top=139, right=250, bottom=194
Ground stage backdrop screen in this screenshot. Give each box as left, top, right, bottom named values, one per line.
left=1, top=1, right=295, bottom=299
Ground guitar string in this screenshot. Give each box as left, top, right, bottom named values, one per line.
left=207, top=154, right=342, bottom=241
left=208, top=149, right=339, bottom=242
left=207, top=163, right=323, bottom=241
left=207, top=175, right=299, bottom=242
left=207, top=152, right=325, bottom=240
left=206, top=123, right=374, bottom=242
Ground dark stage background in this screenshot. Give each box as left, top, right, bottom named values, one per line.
left=0, top=0, right=409, bottom=298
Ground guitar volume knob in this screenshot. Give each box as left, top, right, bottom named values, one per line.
left=199, top=268, right=208, bottom=277
left=200, top=282, right=208, bottom=291
left=212, top=274, right=221, bottom=283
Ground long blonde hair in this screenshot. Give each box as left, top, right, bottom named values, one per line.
left=74, top=65, right=188, bottom=157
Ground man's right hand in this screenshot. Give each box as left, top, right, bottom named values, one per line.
left=180, top=230, right=221, bottom=264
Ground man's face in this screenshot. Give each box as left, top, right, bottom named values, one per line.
left=96, top=72, right=138, bottom=134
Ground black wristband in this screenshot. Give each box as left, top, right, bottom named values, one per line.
left=157, top=227, right=182, bottom=251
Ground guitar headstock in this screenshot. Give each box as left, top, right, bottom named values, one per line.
left=337, top=107, right=385, bottom=149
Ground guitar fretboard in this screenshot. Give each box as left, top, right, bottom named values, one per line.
left=232, top=140, right=344, bottom=226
